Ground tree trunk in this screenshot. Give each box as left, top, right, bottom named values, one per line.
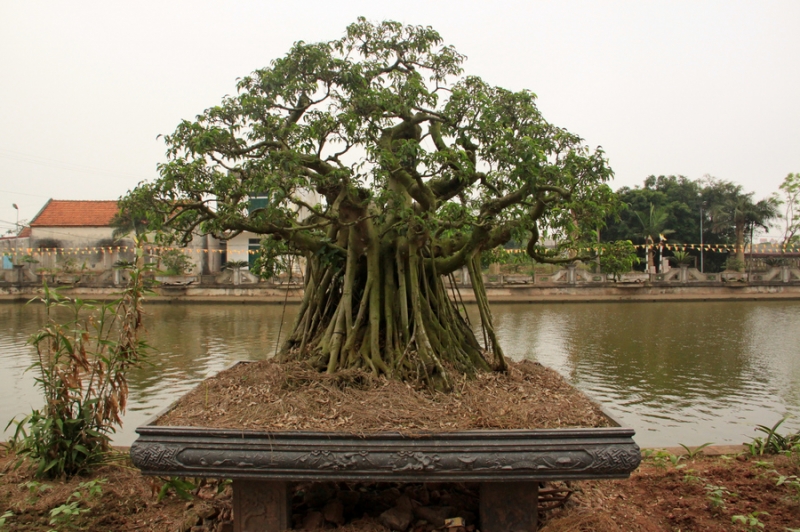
left=735, top=223, right=746, bottom=266
left=278, top=225, right=499, bottom=390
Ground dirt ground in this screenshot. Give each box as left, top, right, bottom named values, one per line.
left=3, top=445, right=800, bottom=531
left=5, top=362, right=799, bottom=530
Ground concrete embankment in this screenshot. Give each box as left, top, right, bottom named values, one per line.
left=2, top=282, right=800, bottom=304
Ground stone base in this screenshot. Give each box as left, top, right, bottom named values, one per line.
left=230, top=480, right=539, bottom=532
left=480, top=482, right=538, bottom=532
left=233, top=480, right=290, bottom=532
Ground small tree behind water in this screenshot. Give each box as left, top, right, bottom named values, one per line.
left=7, top=242, right=151, bottom=478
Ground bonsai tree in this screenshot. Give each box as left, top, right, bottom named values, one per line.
left=668, top=250, right=693, bottom=267
left=122, top=19, right=618, bottom=389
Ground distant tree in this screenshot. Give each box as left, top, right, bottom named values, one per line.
left=604, top=175, right=779, bottom=272
left=633, top=203, right=674, bottom=272
left=599, top=240, right=639, bottom=281
left=776, top=172, right=800, bottom=247
left=121, top=19, right=618, bottom=389
left=708, top=185, right=780, bottom=267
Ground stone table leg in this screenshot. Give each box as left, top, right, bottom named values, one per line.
left=479, top=481, right=538, bottom=532
left=233, top=480, right=291, bottom=532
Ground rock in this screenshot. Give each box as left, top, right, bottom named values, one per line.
left=196, top=504, right=218, bottom=520
left=413, top=506, right=456, bottom=527
left=439, top=490, right=477, bottom=513
left=215, top=522, right=234, bottom=532
left=190, top=527, right=209, bottom=532
left=323, top=498, right=345, bottom=525
left=303, top=483, right=337, bottom=508
left=395, top=494, right=416, bottom=512
left=337, top=489, right=361, bottom=509
left=379, top=487, right=403, bottom=506
left=379, top=506, right=414, bottom=531
left=301, top=510, right=326, bottom=530
left=405, top=485, right=430, bottom=506
left=181, top=513, right=201, bottom=532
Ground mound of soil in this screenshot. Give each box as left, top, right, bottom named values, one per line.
left=155, top=359, right=612, bottom=432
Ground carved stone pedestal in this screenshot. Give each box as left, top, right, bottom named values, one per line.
left=132, top=426, right=639, bottom=531
left=480, top=482, right=539, bottom=532
left=233, top=480, right=290, bottom=532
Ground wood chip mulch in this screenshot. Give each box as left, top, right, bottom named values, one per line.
left=155, top=359, right=612, bottom=432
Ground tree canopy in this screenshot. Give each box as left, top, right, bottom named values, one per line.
left=603, top=175, right=780, bottom=272
left=776, top=172, right=799, bottom=247
left=123, top=19, right=618, bottom=388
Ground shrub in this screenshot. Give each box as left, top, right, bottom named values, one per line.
left=7, top=241, right=151, bottom=478
left=724, top=257, right=745, bottom=272
left=160, top=249, right=194, bottom=275
left=600, top=240, right=639, bottom=281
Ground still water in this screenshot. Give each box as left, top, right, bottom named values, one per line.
left=2, top=300, right=799, bottom=448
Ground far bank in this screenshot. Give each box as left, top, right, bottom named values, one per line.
left=2, top=281, right=800, bottom=304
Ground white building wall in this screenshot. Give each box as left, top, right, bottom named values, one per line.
left=30, top=226, right=127, bottom=271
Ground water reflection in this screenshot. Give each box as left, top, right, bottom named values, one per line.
left=488, top=301, right=800, bottom=447
left=1, top=300, right=799, bottom=447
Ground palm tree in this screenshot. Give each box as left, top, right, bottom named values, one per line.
left=710, top=193, right=780, bottom=266
left=633, top=203, right=674, bottom=273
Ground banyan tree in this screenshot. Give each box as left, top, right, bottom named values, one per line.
left=123, top=19, right=618, bottom=390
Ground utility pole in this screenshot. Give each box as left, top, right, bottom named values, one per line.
left=12, top=203, right=19, bottom=265
left=699, top=200, right=705, bottom=273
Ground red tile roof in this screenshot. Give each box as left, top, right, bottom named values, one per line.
left=30, top=200, right=120, bottom=227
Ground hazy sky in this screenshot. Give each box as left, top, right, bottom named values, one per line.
left=1, top=1, right=798, bottom=235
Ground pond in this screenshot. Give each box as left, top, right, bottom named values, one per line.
left=2, top=300, right=799, bottom=448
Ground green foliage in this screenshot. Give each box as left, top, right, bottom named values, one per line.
left=747, top=418, right=800, bottom=456
left=709, top=183, right=780, bottom=263
left=724, top=257, right=746, bottom=272
left=122, top=18, right=615, bottom=269
left=157, top=476, right=196, bottom=502
left=678, top=441, right=714, bottom=459
left=58, top=257, right=85, bottom=274
left=0, top=511, right=13, bottom=528
left=6, top=242, right=151, bottom=478
left=643, top=448, right=684, bottom=469
left=603, top=175, right=781, bottom=272
left=48, top=500, right=85, bottom=528
left=251, top=238, right=292, bottom=280
left=47, top=479, right=105, bottom=530
left=669, top=250, right=694, bottom=266
left=481, top=247, right=530, bottom=272
left=113, top=259, right=135, bottom=270
left=223, top=260, right=249, bottom=270
left=160, top=248, right=193, bottom=275
left=705, top=484, right=733, bottom=510
left=731, top=511, right=767, bottom=531
left=777, top=172, right=800, bottom=246
left=22, top=480, right=52, bottom=496
left=119, top=18, right=620, bottom=384
left=599, top=240, right=639, bottom=281
left=682, top=470, right=704, bottom=484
